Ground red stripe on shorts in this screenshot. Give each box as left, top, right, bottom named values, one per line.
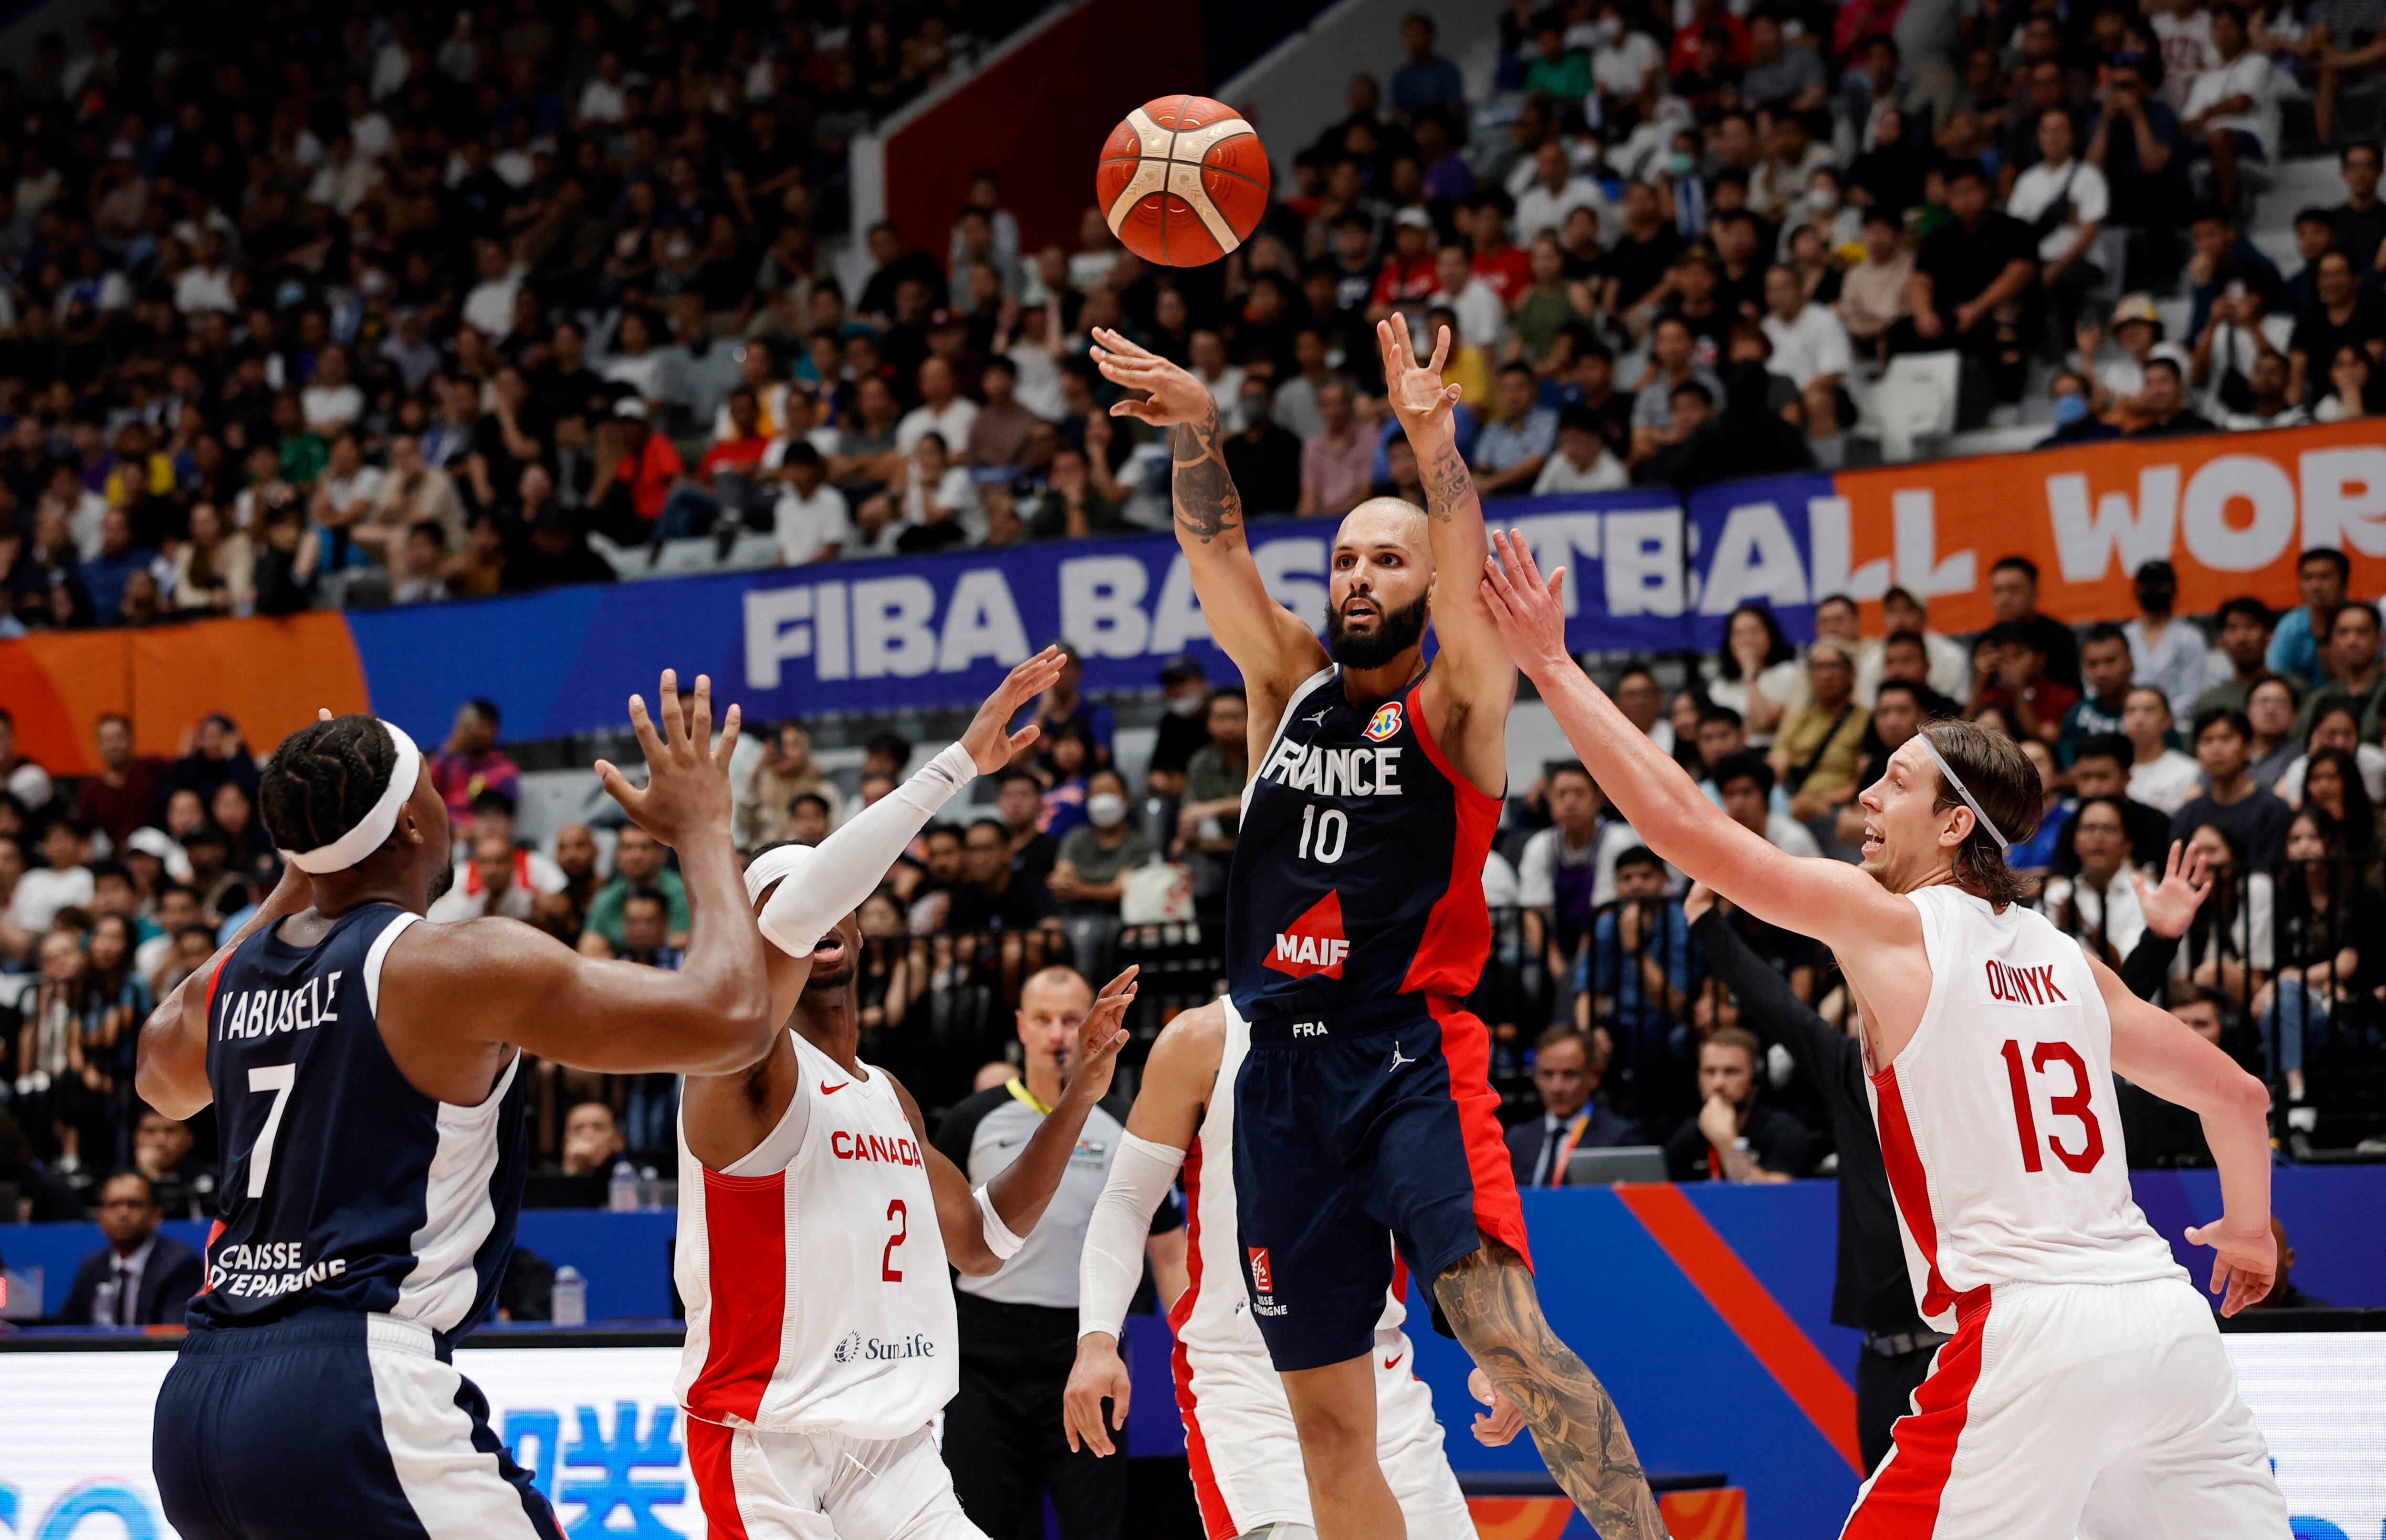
left=1168, top=1136, right=1236, bottom=1540
left=1840, top=1288, right=1992, bottom=1539
left=1429, top=998, right=1532, bottom=1270
left=685, top=1418, right=750, bottom=1540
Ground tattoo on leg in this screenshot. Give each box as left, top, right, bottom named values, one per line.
left=1172, top=407, right=1244, bottom=544
left=1436, top=1242, right=1667, bottom=1540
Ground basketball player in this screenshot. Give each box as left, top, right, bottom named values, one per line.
left=1090, top=317, right=1664, bottom=1540
left=674, top=648, right=1142, bottom=1539
left=1477, top=532, right=2288, bottom=1539
left=1061, top=998, right=1525, bottom=1540
left=135, top=675, right=773, bottom=1537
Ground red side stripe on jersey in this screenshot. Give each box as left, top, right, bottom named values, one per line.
left=1168, top=1136, right=1236, bottom=1540
left=684, top=1168, right=788, bottom=1426
left=1401, top=683, right=1501, bottom=997
left=1840, top=1288, right=1991, bottom=1539
left=194, top=1218, right=226, bottom=1297
left=685, top=1418, right=752, bottom=1540
left=1872, top=1065, right=1957, bottom=1320
left=1614, top=1184, right=1863, bottom=1473
left=1428, top=999, right=1532, bottom=1270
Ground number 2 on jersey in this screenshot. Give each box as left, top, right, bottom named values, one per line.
left=1999, top=1039, right=2104, bottom=1174
left=882, top=1198, right=907, bottom=1282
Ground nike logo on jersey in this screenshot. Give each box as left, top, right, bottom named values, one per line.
left=1383, top=1352, right=1402, bottom=1370
left=1258, top=739, right=1404, bottom=797
left=820, top=1081, right=848, bottom=1095
left=1981, top=958, right=2068, bottom=1008
left=1265, top=891, right=1350, bottom=979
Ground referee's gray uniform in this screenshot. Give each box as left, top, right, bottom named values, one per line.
left=934, top=1080, right=1181, bottom=1540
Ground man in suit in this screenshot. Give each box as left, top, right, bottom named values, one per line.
left=1506, top=1027, right=1640, bottom=1187
left=60, top=1171, right=201, bottom=1327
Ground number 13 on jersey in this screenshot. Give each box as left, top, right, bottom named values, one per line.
left=1999, top=1039, right=2106, bottom=1174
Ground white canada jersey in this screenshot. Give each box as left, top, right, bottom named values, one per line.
left=1180, top=999, right=1407, bottom=1355
left=674, top=1031, right=957, bottom=1439
left=1868, top=887, right=2183, bottom=1332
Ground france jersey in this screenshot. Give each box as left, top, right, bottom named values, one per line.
left=155, top=904, right=560, bottom=1540
left=1223, top=664, right=1530, bottom=1374
left=188, top=905, right=528, bottom=1333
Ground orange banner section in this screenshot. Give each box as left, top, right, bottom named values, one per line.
left=1464, top=1487, right=1747, bottom=1540
left=0, top=613, right=368, bottom=775
left=1829, top=419, right=2386, bottom=634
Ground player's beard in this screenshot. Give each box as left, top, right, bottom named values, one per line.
left=1326, top=589, right=1429, bottom=670
left=425, top=857, right=455, bottom=905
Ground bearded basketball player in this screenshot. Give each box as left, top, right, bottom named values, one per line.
left=1479, top=533, right=2287, bottom=1539
left=1089, top=318, right=1664, bottom=1540
left=136, top=676, right=772, bottom=1538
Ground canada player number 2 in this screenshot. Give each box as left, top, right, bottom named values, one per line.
left=882, top=1198, right=907, bottom=1282
left=1999, top=1039, right=2105, bottom=1174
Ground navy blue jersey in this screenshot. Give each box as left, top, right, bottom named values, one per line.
left=1225, top=665, right=1502, bottom=1021
left=188, top=906, right=528, bottom=1337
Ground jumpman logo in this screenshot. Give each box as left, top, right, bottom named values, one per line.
left=1301, top=708, right=1331, bottom=727
left=1388, top=1042, right=1416, bottom=1072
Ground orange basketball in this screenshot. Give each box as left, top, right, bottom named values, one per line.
left=1095, top=95, right=1270, bottom=268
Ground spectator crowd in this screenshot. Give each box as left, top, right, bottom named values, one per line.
left=3, top=0, right=2386, bottom=637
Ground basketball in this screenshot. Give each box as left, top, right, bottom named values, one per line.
left=1096, top=94, right=1270, bottom=268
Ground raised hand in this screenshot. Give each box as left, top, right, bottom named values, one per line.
left=595, top=670, right=741, bottom=849
left=1378, top=313, right=1462, bottom=435
left=959, top=645, right=1071, bottom=773
left=2131, top=840, right=2214, bottom=940
left=1063, top=965, right=1140, bottom=1106
left=1062, top=1335, right=1134, bottom=1457
left=1089, top=328, right=1216, bottom=428
left=1479, top=529, right=1574, bottom=681
left=2185, top=1217, right=2276, bottom=1317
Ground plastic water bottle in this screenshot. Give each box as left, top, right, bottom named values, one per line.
left=638, top=1165, right=661, bottom=1211
left=607, top=1158, right=638, bottom=1213
left=551, top=1265, right=586, bottom=1327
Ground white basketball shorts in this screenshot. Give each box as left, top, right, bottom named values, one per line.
left=1839, top=1275, right=2289, bottom=1540
left=686, top=1419, right=985, bottom=1540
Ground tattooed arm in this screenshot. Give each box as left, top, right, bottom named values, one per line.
left=1435, top=1241, right=1668, bottom=1540
left=1091, top=327, right=1327, bottom=718
left=1380, top=316, right=1513, bottom=797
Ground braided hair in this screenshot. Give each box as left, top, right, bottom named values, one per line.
left=258, top=716, right=398, bottom=855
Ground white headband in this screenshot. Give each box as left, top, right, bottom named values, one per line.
left=279, top=721, right=423, bottom=874
left=1916, top=731, right=2009, bottom=850
left=743, top=843, right=816, bottom=907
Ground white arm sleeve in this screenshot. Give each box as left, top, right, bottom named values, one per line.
left=756, top=742, right=975, bottom=957
left=1078, top=1132, right=1185, bottom=1341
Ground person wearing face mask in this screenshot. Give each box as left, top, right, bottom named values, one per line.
left=2036, top=369, right=2123, bottom=447
left=1048, top=770, right=1156, bottom=916
left=1146, top=656, right=1213, bottom=797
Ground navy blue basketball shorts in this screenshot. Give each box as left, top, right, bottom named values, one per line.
left=154, top=1311, right=564, bottom=1540
left=1230, top=993, right=1532, bottom=1373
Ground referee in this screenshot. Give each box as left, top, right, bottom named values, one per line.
left=936, top=965, right=1190, bottom=1540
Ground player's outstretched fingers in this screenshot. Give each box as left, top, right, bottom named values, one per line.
left=595, top=759, right=642, bottom=818
left=713, top=701, right=743, bottom=769
left=1427, top=323, right=1451, bottom=376
left=625, top=691, right=664, bottom=764
left=686, top=673, right=715, bottom=753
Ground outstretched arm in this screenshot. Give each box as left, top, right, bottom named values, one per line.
left=1092, top=328, right=1324, bottom=700
left=2093, top=955, right=2275, bottom=1315
left=1381, top=317, right=1515, bottom=761
left=919, top=968, right=1137, bottom=1276
left=136, top=858, right=318, bottom=1118
left=1477, top=531, right=1913, bottom=958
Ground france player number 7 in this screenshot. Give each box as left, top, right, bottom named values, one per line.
left=1999, top=1039, right=2105, bottom=1175
left=245, top=1063, right=297, bottom=1198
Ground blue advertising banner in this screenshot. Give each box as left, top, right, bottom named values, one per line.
left=344, top=488, right=1687, bottom=744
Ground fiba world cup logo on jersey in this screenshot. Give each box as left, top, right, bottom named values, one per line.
left=1363, top=702, right=1403, bottom=742
left=833, top=1330, right=865, bottom=1364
